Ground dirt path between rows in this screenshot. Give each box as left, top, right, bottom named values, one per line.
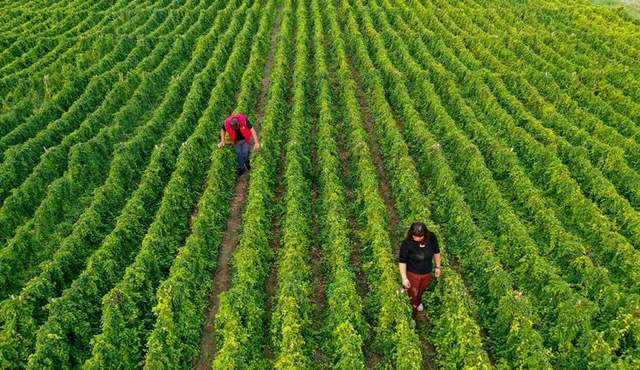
left=193, top=8, right=283, bottom=369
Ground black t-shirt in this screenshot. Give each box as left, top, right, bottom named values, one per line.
left=399, top=234, right=440, bottom=274
left=222, top=119, right=253, bottom=142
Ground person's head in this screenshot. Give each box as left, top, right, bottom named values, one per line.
left=406, top=222, right=431, bottom=242
left=230, top=117, right=239, bottom=129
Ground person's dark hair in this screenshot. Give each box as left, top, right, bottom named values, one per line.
left=405, top=222, right=432, bottom=241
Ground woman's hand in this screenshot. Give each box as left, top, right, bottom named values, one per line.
left=253, top=142, right=261, bottom=150
left=402, top=277, right=411, bottom=289
left=217, top=141, right=225, bottom=148
left=434, top=267, right=441, bottom=278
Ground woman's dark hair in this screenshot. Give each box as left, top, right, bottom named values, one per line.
left=405, top=222, right=432, bottom=241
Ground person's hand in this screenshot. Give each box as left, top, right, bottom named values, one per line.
left=253, top=142, right=261, bottom=150
left=402, top=278, right=411, bottom=289
left=434, top=267, right=441, bottom=278
left=217, top=141, right=225, bottom=148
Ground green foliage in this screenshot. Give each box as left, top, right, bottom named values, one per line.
left=213, top=1, right=293, bottom=368
left=84, top=2, right=265, bottom=368
left=1, top=0, right=640, bottom=367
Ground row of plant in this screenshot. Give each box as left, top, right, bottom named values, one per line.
left=338, top=1, right=497, bottom=368
left=0, top=0, right=147, bottom=111
left=399, top=2, right=640, bottom=361
left=438, top=0, right=640, bottom=194
left=0, top=0, right=109, bottom=40
left=422, top=0, right=640, bottom=286
left=367, top=2, right=625, bottom=367
left=466, top=83, right=640, bottom=365
left=427, top=0, right=638, bottom=197
left=400, top=0, right=640, bottom=291
left=403, top=0, right=640, bottom=348
left=348, top=1, right=556, bottom=367
left=0, top=1, right=205, bottom=299
left=321, top=4, right=428, bottom=369
left=485, top=0, right=640, bottom=79
left=0, top=1, right=148, bottom=140
left=23, top=0, right=243, bottom=366
left=508, top=44, right=640, bottom=173
left=82, top=1, right=264, bottom=368
left=0, top=3, right=169, bottom=159
left=463, top=75, right=640, bottom=367
left=141, top=0, right=279, bottom=367
left=463, top=0, right=640, bottom=134
left=481, top=71, right=640, bottom=362
left=517, top=27, right=640, bottom=129
left=445, top=0, right=640, bottom=135
left=267, top=1, right=317, bottom=368
left=0, top=0, right=86, bottom=36
left=212, top=0, right=293, bottom=366
left=309, top=0, right=366, bottom=367
left=320, top=2, right=424, bottom=368
left=0, top=1, right=232, bottom=367
left=0, top=0, right=153, bottom=99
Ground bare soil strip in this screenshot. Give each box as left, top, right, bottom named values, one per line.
left=193, top=9, right=284, bottom=369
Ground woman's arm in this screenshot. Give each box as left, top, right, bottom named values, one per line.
left=250, top=128, right=261, bottom=149
left=218, top=129, right=226, bottom=148
left=399, top=263, right=411, bottom=288
left=434, top=253, right=441, bottom=278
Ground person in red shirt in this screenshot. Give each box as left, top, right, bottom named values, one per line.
left=218, top=113, right=261, bottom=176
left=399, top=222, right=442, bottom=321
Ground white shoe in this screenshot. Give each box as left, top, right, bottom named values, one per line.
left=417, top=303, right=424, bottom=312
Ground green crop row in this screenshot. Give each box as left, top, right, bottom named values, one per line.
left=375, top=1, right=640, bottom=365
left=401, top=1, right=640, bottom=363
left=351, top=0, right=554, bottom=367
left=0, top=3, right=146, bottom=120
left=396, top=0, right=640, bottom=362
left=0, top=6, right=167, bottom=163
left=368, top=4, right=617, bottom=367
left=23, top=0, right=244, bottom=366
left=427, top=0, right=640, bottom=212
left=464, top=0, right=640, bottom=128
left=83, top=1, right=262, bottom=368
left=213, top=0, right=293, bottom=367
left=0, top=2, right=201, bottom=297
left=0, top=1, right=227, bottom=367
left=337, top=0, right=495, bottom=368
left=419, top=0, right=640, bottom=291
left=0, top=0, right=148, bottom=99
left=268, top=1, right=316, bottom=368
left=142, top=0, right=278, bottom=367
left=0, top=0, right=107, bottom=39
left=310, top=0, right=366, bottom=367
left=321, top=3, right=424, bottom=368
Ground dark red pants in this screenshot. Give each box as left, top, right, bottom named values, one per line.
left=405, top=271, right=433, bottom=318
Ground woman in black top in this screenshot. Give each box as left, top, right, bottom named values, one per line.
left=399, top=222, right=441, bottom=319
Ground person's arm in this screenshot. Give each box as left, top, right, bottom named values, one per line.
left=218, top=128, right=226, bottom=148
left=432, top=233, right=441, bottom=278
left=399, top=241, right=410, bottom=288
left=250, top=127, right=261, bottom=149
left=399, top=262, right=410, bottom=289
left=434, top=253, right=441, bottom=278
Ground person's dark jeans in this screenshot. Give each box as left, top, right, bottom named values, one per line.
left=234, top=140, right=250, bottom=171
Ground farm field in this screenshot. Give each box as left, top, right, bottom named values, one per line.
left=0, top=0, right=639, bottom=368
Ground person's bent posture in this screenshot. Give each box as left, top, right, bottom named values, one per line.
left=399, top=222, right=441, bottom=322
left=218, top=113, right=261, bottom=176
